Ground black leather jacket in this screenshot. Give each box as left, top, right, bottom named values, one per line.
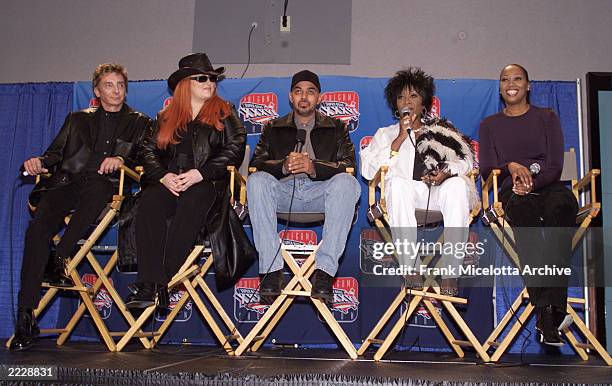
left=250, top=111, right=356, bottom=180
left=30, top=104, right=150, bottom=204
left=139, top=105, right=255, bottom=289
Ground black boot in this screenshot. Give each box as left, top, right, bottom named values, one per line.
left=311, top=269, right=335, bottom=304
left=43, top=252, right=74, bottom=288
left=259, top=270, right=284, bottom=305
left=9, top=308, right=39, bottom=351
left=536, top=305, right=564, bottom=347
left=125, top=283, right=169, bottom=310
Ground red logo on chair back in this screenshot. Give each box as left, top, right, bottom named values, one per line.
left=318, top=91, right=360, bottom=132
left=431, top=96, right=441, bottom=117
left=317, top=277, right=359, bottom=323
left=155, top=284, right=193, bottom=322
left=360, top=229, right=396, bottom=274
left=359, top=136, right=373, bottom=150
left=471, top=140, right=479, bottom=169
left=89, top=98, right=99, bottom=108
left=280, top=230, right=318, bottom=266
left=234, top=277, right=270, bottom=323
left=239, top=93, right=279, bottom=135
left=81, top=274, right=113, bottom=320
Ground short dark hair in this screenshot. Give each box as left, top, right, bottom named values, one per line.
left=500, top=63, right=529, bottom=82
left=384, top=67, right=435, bottom=114
left=92, top=63, right=128, bottom=93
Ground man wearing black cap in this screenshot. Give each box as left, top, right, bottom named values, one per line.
left=10, top=63, right=151, bottom=351
left=248, top=70, right=360, bottom=305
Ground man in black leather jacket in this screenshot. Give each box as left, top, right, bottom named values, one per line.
left=10, top=63, right=151, bottom=351
left=248, top=70, right=361, bottom=305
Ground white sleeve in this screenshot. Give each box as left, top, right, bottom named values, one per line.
left=446, top=157, right=472, bottom=177
left=360, top=128, right=394, bottom=180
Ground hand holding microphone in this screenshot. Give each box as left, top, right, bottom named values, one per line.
left=22, top=157, right=48, bottom=176
left=398, top=107, right=416, bottom=133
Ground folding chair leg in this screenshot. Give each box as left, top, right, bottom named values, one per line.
left=116, top=307, right=157, bottom=351
left=58, top=251, right=151, bottom=349
left=490, top=302, right=534, bottom=362
left=250, top=262, right=316, bottom=352
left=438, top=299, right=490, bottom=361
left=565, top=305, right=612, bottom=365
left=65, top=268, right=116, bottom=351
left=484, top=288, right=528, bottom=352
left=183, top=280, right=235, bottom=355
left=373, top=294, right=421, bottom=361
left=422, top=299, right=464, bottom=357
left=357, top=288, right=407, bottom=355
left=195, top=274, right=243, bottom=345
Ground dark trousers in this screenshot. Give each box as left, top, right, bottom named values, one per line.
left=500, top=181, right=578, bottom=308
left=18, top=174, right=114, bottom=308
left=135, top=182, right=215, bottom=285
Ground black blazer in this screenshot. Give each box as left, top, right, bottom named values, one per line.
left=30, top=104, right=151, bottom=204
left=250, top=111, right=356, bottom=181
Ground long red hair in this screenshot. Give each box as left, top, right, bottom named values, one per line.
left=157, top=77, right=230, bottom=149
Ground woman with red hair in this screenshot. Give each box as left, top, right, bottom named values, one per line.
left=126, top=53, right=255, bottom=308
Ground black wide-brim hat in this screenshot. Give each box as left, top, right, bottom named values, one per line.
left=167, top=52, right=225, bottom=91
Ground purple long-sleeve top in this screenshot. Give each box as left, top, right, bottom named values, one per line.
left=478, top=106, right=564, bottom=190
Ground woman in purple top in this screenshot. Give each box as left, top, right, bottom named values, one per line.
left=479, top=64, right=578, bottom=347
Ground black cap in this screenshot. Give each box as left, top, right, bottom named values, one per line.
left=290, top=70, right=320, bottom=92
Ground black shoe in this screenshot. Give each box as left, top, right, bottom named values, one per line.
left=259, top=270, right=284, bottom=305
left=125, top=282, right=168, bottom=310
left=536, top=305, right=564, bottom=347
left=43, top=252, right=74, bottom=288
left=9, top=308, right=39, bottom=351
left=311, top=269, right=335, bottom=304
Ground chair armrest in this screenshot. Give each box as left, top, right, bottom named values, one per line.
left=228, top=165, right=248, bottom=204
left=368, top=165, right=388, bottom=207
left=117, top=165, right=141, bottom=197
left=573, top=169, right=600, bottom=205
left=120, top=165, right=141, bottom=183
left=481, top=169, right=501, bottom=210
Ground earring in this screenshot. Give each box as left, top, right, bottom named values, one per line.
left=393, top=110, right=400, bottom=119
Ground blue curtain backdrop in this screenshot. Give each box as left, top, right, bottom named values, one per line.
left=0, top=77, right=580, bottom=355
left=0, top=83, right=73, bottom=339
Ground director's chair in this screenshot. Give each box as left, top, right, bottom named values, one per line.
left=5, top=165, right=152, bottom=352
left=358, top=165, right=491, bottom=362
left=480, top=148, right=611, bottom=365
left=234, top=168, right=359, bottom=359
left=115, top=148, right=252, bottom=354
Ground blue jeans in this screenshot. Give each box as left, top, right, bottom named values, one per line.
left=247, top=172, right=361, bottom=276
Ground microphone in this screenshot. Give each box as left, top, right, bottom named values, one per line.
left=295, top=129, right=307, bottom=153
left=529, top=162, right=541, bottom=176
left=176, top=153, right=188, bottom=174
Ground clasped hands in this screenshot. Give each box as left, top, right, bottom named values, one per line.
left=421, top=168, right=451, bottom=186
left=161, top=169, right=203, bottom=196
left=283, top=152, right=315, bottom=176
left=508, top=161, right=533, bottom=195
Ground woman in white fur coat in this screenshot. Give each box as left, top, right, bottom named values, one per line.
left=360, top=67, right=477, bottom=294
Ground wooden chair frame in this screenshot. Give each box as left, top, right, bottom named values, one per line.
left=358, top=165, right=491, bottom=362
left=234, top=168, right=358, bottom=359
left=115, top=165, right=248, bottom=354
left=5, top=166, right=152, bottom=352
left=480, top=148, right=611, bottom=365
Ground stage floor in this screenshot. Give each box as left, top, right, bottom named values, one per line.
left=1, top=340, right=611, bottom=385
